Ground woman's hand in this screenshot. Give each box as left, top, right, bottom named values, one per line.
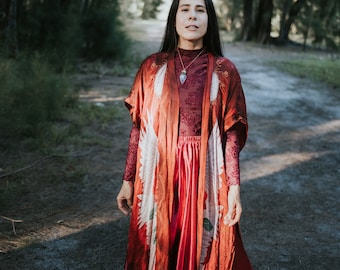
left=224, top=184, right=242, bottom=226
left=116, top=180, right=134, bottom=215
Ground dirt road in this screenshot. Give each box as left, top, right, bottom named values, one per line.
left=0, top=19, right=339, bottom=270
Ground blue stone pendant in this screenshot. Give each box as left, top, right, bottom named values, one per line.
left=180, top=70, right=187, bottom=84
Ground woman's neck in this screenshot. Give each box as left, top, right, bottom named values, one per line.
left=177, top=40, right=203, bottom=50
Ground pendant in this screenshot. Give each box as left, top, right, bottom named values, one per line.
left=179, top=70, right=187, bottom=84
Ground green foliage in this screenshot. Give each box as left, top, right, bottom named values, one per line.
left=0, top=0, right=131, bottom=150
left=0, top=180, right=18, bottom=208
left=294, top=0, right=340, bottom=50
left=270, top=55, right=340, bottom=89
left=224, top=0, right=339, bottom=50
left=17, top=1, right=82, bottom=68
left=141, top=0, right=164, bottom=19
left=15, top=0, right=130, bottom=63
left=0, top=53, right=74, bottom=140
left=81, top=8, right=130, bottom=60
left=72, top=102, right=123, bottom=128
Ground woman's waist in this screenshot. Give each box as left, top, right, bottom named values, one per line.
left=177, top=135, right=201, bottom=144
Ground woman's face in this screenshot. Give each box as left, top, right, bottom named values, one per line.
left=175, top=0, right=208, bottom=49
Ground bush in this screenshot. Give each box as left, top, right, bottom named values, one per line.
left=270, top=55, right=340, bottom=89
left=81, top=8, right=130, bottom=60
left=0, top=0, right=130, bottom=149
left=16, top=1, right=130, bottom=63
left=17, top=2, right=82, bottom=69
left=0, top=53, right=74, bottom=140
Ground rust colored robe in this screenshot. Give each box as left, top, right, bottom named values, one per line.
left=124, top=51, right=250, bottom=270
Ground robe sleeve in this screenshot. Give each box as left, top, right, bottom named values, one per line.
left=124, top=62, right=145, bottom=128
left=223, top=63, right=248, bottom=150
left=122, top=60, right=146, bottom=181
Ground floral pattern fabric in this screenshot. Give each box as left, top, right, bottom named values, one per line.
left=123, top=51, right=251, bottom=270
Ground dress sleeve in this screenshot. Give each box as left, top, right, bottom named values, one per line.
left=122, top=125, right=140, bottom=182
left=225, top=126, right=241, bottom=186
left=223, top=62, right=248, bottom=150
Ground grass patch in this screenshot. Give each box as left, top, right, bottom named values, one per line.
left=74, top=102, right=125, bottom=125
left=1, top=100, right=124, bottom=153
left=0, top=53, right=75, bottom=141
left=270, top=55, right=340, bottom=89
left=0, top=100, right=125, bottom=207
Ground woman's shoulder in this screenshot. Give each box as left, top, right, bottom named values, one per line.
left=140, top=51, right=170, bottom=69
left=210, top=54, right=241, bottom=82
left=214, top=55, right=238, bottom=72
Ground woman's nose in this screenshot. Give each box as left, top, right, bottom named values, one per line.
left=188, top=9, right=197, bottom=20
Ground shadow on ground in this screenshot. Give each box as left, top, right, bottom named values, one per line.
left=1, top=19, right=339, bottom=270
left=0, top=216, right=129, bottom=270
left=1, top=145, right=339, bottom=270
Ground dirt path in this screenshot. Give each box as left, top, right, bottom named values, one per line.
left=1, top=19, right=339, bottom=270
left=230, top=46, right=340, bottom=270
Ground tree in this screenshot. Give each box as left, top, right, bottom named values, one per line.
left=237, top=0, right=339, bottom=48
left=1, top=0, right=18, bottom=57
left=240, top=0, right=253, bottom=41
left=254, top=0, right=273, bottom=43
left=239, top=0, right=273, bottom=44
left=141, top=0, right=163, bottom=19
left=0, top=0, right=10, bottom=35
left=309, top=0, right=340, bottom=49
left=276, top=0, right=307, bottom=45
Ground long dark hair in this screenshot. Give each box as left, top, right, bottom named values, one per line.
left=160, top=0, right=223, bottom=56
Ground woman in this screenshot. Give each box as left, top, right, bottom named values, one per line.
left=116, top=0, right=253, bottom=269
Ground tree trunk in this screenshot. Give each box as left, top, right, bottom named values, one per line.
left=81, top=0, right=92, bottom=13
left=241, top=0, right=253, bottom=41
left=141, top=0, right=162, bottom=19
left=0, top=1, right=9, bottom=33
left=254, top=0, right=273, bottom=44
left=301, top=2, right=313, bottom=51
left=278, top=0, right=290, bottom=45
left=278, top=0, right=307, bottom=45
left=5, top=0, right=18, bottom=57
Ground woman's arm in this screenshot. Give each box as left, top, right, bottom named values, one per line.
left=224, top=127, right=242, bottom=226
left=116, top=125, right=140, bottom=215
left=122, top=125, right=140, bottom=181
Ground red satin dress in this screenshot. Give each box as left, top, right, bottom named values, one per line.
left=122, top=49, right=252, bottom=270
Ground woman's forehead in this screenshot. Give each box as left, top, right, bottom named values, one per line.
left=178, top=0, right=206, bottom=7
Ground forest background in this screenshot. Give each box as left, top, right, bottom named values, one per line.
left=0, top=0, right=339, bottom=141
left=0, top=0, right=339, bottom=269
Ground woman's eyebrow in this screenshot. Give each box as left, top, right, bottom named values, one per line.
left=179, top=4, right=206, bottom=9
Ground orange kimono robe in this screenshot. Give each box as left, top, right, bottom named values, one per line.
left=124, top=51, right=250, bottom=270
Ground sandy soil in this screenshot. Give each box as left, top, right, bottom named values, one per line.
left=0, top=19, right=339, bottom=270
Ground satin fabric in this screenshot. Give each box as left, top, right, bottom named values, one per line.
left=123, top=52, right=251, bottom=270
left=170, top=136, right=200, bottom=270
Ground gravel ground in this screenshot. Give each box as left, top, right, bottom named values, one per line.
left=0, top=19, right=339, bottom=270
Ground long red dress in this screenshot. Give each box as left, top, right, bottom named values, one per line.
left=121, top=49, right=252, bottom=269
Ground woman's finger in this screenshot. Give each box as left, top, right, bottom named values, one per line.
left=228, top=204, right=242, bottom=226
left=117, top=198, right=131, bottom=215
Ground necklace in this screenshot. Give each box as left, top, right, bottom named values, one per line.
left=177, top=48, right=204, bottom=84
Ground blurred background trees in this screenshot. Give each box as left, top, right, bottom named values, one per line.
left=0, top=0, right=130, bottom=141
left=1, top=0, right=129, bottom=60
left=1, top=0, right=338, bottom=64
left=1, top=0, right=338, bottom=65
left=217, top=0, right=339, bottom=49
left=118, top=0, right=339, bottom=50
left=0, top=0, right=338, bottom=144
